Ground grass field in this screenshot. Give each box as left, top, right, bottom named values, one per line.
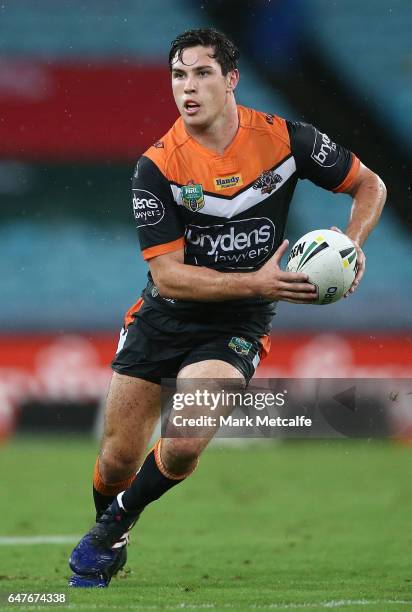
left=0, top=436, right=411, bottom=611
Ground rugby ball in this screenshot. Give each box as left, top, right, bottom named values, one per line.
left=286, top=229, right=357, bottom=305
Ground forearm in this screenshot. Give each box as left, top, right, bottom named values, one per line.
left=345, top=172, right=386, bottom=245
left=153, top=261, right=257, bottom=301
left=149, top=240, right=316, bottom=304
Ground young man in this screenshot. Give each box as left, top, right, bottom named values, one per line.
left=68, top=29, right=386, bottom=587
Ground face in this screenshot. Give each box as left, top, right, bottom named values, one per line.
left=171, top=45, right=238, bottom=129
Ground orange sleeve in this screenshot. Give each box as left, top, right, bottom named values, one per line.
left=333, top=155, right=361, bottom=193
left=142, top=237, right=185, bottom=260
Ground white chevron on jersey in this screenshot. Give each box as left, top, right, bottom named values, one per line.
left=170, top=156, right=297, bottom=219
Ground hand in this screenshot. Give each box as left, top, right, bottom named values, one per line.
left=252, top=240, right=318, bottom=303
left=330, top=226, right=366, bottom=297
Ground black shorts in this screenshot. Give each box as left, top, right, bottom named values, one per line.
left=111, top=301, right=271, bottom=385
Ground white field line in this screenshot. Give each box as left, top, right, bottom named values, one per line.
left=0, top=538, right=410, bottom=612
left=58, top=601, right=412, bottom=610
left=0, top=535, right=81, bottom=545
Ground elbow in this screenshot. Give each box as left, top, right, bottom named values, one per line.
left=372, top=172, right=387, bottom=211
left=355, top=169, right=387, bottom=208
left=150, top=269, right=177, bottom=299
left=368, top=169, right=386, bottom=194
left=378, top=175, right=387, bottom=204
left=148, top=248, right=184, bottom=299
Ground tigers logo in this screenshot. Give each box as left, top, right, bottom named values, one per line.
left=180, top=181, right=205, bottom=212
left=253, top=169, right=283, bottom=194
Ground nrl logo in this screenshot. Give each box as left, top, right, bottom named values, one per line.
left=180, top=181, right=205, bottom=212
left=253, top=169, right=283, bottom=195
left=228, top=336, right=252, bottom=356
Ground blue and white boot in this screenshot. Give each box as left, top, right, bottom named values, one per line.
left=68, top=497, right=137, bottom=588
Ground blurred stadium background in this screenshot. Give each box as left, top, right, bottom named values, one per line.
left=0, top=0, right=411, bottom=437
left=2, top=3, right=412, bottom=608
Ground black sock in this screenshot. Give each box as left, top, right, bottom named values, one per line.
left=120, top=449, right=185, bottom=514
left=93, top=487, right=115, bottom=521
left=92, top=457, right=136, bottom=521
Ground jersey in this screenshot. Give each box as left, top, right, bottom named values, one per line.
left=130, top=105, right=359, bottom=323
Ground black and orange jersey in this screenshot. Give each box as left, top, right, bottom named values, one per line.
left=131, top=105, right=359, bottom=320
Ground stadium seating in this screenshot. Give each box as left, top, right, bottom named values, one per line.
left=312, top=0, right=412, bottom=148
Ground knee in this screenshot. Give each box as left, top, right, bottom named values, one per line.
left=99, top=446, right=138, bottom=483
left=161, top=439, right=203, bottom=474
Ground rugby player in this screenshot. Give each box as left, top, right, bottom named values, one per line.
left=68, top=29, right=386, bottom=587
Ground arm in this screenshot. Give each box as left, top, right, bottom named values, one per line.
left=342, top=162, right=386, bottom=246
left=149, top=239, right=317, bottom=304
left=334, top=162, right=386, bottom=295
left=286, top=121, right=387, bottom=297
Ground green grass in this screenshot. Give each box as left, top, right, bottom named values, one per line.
left=0, top=436, right=411, bottom=611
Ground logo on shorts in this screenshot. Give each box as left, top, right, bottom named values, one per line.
left=180, top=181, right=205, bottom=212
left=253, top=169, right=283, bottom=194
left=311, top=130, right=338, bottom=167
left=228, top=337, right=252, bottom=356
left=214, top=174, right=243, bottom=191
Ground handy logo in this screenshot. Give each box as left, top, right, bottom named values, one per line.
left=132, top=189, right=164, bottom=227
left=185, top=218, right=275, bottom=268
left=214, top=174, right=243, bottom=191
left=311, top=131, right=338, bottom=167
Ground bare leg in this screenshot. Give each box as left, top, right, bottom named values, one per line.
left=98, top=372, right=161, bottom=483
left=161, top=360, right=245, bottom=475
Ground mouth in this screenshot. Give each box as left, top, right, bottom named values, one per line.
left=183, top=100, right=201, bottom=115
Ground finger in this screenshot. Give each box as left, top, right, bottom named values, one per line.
left=277, top=270, right=310, bottom=283
left=353, top=246, right=366, bottom=284
left=277, top=281, right=317, bottom=292
left=345, top=277, right=361, bottom=297
left=344, top=285, right=358, bottom=298
left=271, top=239, right=289, bottom=266
left=353, top=268, right=364, bottom=285
left=281, top=296, right=318, bottom=304
left=278, top=291, right=319, bottom=302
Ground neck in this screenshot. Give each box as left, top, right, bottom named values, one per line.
left=185, top=98, right=239, bottom=156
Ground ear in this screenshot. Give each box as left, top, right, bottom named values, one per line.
left=226, top=69, right=239, bottom=92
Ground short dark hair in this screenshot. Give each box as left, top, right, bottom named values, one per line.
left=169, top=28, right=239, bottom=76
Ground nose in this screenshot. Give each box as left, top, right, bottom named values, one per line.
left=184, top=76, right=197, bottom=93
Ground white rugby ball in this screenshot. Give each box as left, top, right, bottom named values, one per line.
left=286, top=229, right=357, bottom=305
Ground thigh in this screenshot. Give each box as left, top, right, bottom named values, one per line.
left=100, top=372, right=161, bottom=477
left=178, top=359, right=245, bottom=381
left=161, top=360, right=245, bottom=464
left=180, top=333, right=268, bottom=385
